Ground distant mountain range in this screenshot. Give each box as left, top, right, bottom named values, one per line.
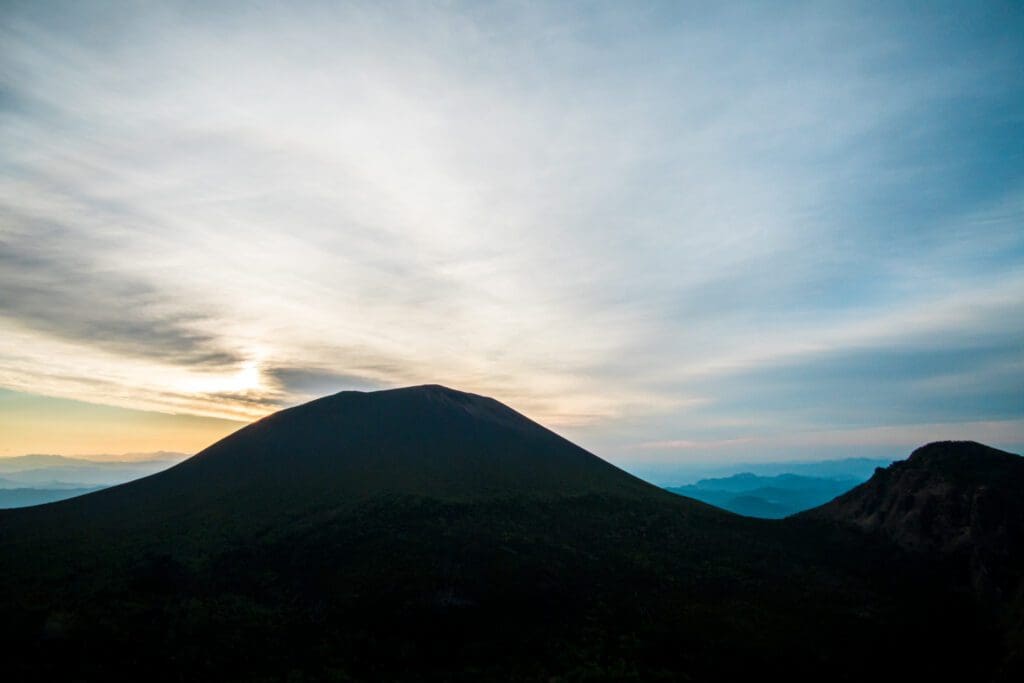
left=0, top=452, right=187, bottom=471
left=0, top=386, right=1019, bottom=681
left=0, top=486, right=104, bottom=507
left=0, top=448, right=876, bottom=518
left=0, top=452, right=187, bottom=509
left=631, top=456, right=895, bottom=487
left=667, top=472, right=864, bottom=518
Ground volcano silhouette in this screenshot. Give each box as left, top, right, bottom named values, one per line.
left=2, top=385, right=666, bottom=542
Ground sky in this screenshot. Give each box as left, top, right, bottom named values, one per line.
left=1, top=1, right=1022, bottom=465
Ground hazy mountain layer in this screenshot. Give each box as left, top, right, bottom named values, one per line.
left=0, top=486, right=104, bottom=508
left=630, top=457, right=895, bottom=487
left=667, top=473, right=863, bottom=518
left=0, top=452, right=187, bottom=488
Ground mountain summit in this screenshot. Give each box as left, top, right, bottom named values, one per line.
left=179, top=383, right=656, bottom=496
left=171, top=383, right=659, bottom=501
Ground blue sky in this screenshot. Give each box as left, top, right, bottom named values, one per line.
left=0, top=1, right=1021, bottom=464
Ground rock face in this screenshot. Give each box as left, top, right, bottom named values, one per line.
left=803, top=441, right=1024, bottom=600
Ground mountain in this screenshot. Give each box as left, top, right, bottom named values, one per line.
left=0, top=486, right=104, bottom=508
left=630, top=457, right=894, bottom=487
left=0, top=452, right=187, bottom=489
left=801, top=441, right=1024, bottom=601
left=0, top=388, right=1012, bottom=681
left=0, top=476, right=98, bottom=490
left=750, top=457, right=897, bottom=480
left=800, top=441, right=1024, bottom=677
left=1, top=385, right=658, bottom=535
left=0, top=452, right=186, bottom=472
left=667, top=473, right=861, bottom=518
left=0, top=454, right=85, bottom=472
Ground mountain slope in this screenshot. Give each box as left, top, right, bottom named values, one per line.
left=0, top=390, right=1010, bottom=681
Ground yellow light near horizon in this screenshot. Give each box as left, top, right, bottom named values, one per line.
left=0, top=389, right=245, bottom=457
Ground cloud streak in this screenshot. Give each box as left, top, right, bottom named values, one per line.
left=0, top=214, right=241, bottom=367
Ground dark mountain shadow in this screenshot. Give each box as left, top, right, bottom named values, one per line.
left=0, top=388, right=1017, bottom=681
left=800, top=440, right=1024, bottom=678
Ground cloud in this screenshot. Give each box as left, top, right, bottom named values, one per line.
left=688, top=339, right=1024, bottom=429
left=0, top=1, right=1021, bottom=460
left=0, top=215, right=241, bottom=367
left=264, top=366, right=383, bottom=398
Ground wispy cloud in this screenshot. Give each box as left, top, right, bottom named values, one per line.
left=0, top=1, right=1021, bottom=459
left=0, top=215, right=241, bottom=367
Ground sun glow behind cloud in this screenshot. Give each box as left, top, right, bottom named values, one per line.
left=177, top=360, right=262, bottom=396
left=0, top=1, right=1022, bottom=461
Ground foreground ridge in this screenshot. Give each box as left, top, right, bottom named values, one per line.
left=1, top=392, right=1020, bottom=681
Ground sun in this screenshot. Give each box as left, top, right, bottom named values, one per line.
left=231, top=361, right=262, bottom=392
